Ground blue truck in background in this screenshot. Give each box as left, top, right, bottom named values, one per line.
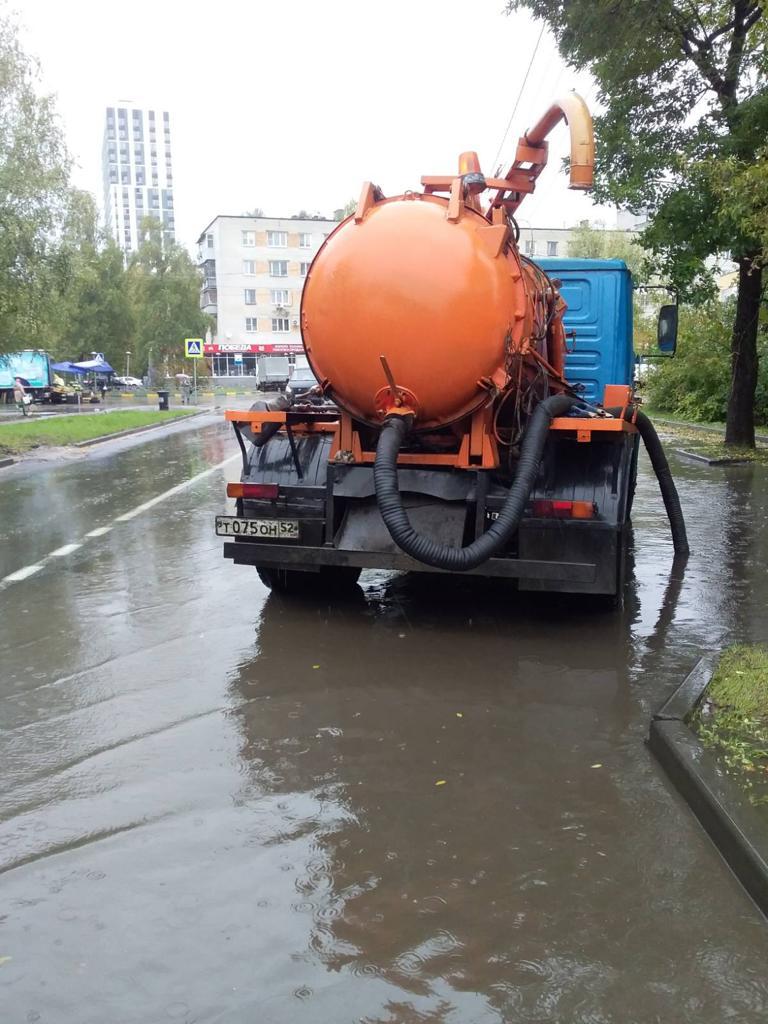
left=0, top=350, right=53, bottom=402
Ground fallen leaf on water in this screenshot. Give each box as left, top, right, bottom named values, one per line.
left=435, top=780, right=447, bottom=786
left=456, top=713, right=463, bottom=718
left=312, top=665, right=320, bottom=669
left=591, top=763, right=603, bottom=769
left=0, top=957, right=12, bottom=966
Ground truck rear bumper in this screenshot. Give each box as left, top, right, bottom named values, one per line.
left=223, top=540, right=598, bottom=584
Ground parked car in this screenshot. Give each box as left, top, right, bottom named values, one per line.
left=113, top=375, right=143, bottom=388
left=285, top=366, right=320, bottom=402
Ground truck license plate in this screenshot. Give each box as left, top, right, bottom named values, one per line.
left=215, top=516, right=299, bottom=539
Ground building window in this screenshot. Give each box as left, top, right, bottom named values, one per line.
left=245, top=318, right=258, bottom=332
left=299, top=262, right=310, bottom=277
left=242, top=230, right=256, bottom=246
left=267, top=231, right=287, bottom=247
left=244, top=289, right=257, bottom=304
left=269, top=260, right=288, bottom=277
left=299, top=233, right=311, bottom=248
left=271, top=318, right=290, bottom=333
left=271, top=289, right=290, bottom=306
left=524, top=240, right=536, bottom=255
left=243, top=260, right=256, bottom=275
left=547, top=240, right=558, bottom=256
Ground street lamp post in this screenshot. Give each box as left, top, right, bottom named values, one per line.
left=125, top=351, right=131, bottom=378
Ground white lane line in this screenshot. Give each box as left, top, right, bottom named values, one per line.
left=3, top=564, right=46, bottom=583
left=1, top=453, right=239, bottom=589
left=49, top=543, right=83, bottom=558
left=114, top=455, right=238, bottom=522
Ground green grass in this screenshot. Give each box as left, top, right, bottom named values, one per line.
left=0, top=409, right=196, bottom=455
left=693, top=645, right=768, bottom=804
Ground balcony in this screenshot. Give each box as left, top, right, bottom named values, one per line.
left=200, top=287, right=217, bottom=314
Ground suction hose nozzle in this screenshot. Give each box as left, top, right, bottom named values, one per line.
left=605, top=406, right=689, bottom=556
left=373, top=394, right=577, bottom=571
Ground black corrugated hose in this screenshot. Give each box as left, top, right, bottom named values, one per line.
left=373, top=394, right=577, bottom=571
left=605, top=406, right=689, bottom=556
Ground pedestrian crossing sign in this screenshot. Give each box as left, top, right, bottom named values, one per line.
left=185, top=338, right=203, bottom=358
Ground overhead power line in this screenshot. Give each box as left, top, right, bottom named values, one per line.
left=491, top=21, right=546, bottom=174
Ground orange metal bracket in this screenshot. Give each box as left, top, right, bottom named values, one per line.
left=490, top=92, right=594, bottom=214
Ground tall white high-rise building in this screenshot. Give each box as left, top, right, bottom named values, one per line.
left=101, top=103, right=175, bottom=254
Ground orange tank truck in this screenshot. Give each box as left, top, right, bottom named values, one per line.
left=217, top=93, right=688, bottom=598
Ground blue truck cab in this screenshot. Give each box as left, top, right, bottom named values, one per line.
left=537, top=258, right=634, bottom=399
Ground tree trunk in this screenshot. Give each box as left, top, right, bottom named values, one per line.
left=725, top=255, right=762, bottom=447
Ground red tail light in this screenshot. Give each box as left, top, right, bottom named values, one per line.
left=531, top=499, right=596, bottom=519
left=227, top=483, right=279, bottom=499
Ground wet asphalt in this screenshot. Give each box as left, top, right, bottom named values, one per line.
left=1, top=415, right=767, bottom=1023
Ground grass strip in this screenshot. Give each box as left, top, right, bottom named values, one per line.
left=693, top=645, right=768, bottom=805
left=0, top=409, right=196, bottom=456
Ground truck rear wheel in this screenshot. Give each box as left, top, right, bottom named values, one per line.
left=256, top=565, right=361, bottom=594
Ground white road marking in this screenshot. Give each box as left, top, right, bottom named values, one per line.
left=3, top=564, right=45, bottom=583
left=115, top=455, right=238, bottom=522
left=0, top=453, right=239, bottom=589
left=49, top=543, right=83, bottom=558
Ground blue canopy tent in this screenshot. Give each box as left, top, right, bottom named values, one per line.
left=71, top=357, right=115, bottom=374
left=51, top=361, right=88, bottom=375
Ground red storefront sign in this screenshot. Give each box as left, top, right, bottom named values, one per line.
left=204, top=342, right=303, bottom=355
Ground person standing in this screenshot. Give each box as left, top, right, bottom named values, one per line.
left=13, top=377, right=29, bottom=416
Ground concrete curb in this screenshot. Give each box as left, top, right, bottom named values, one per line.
left=73, top=408, right=214, bottom=448
left=648, top=655, right=768, bottom=920
left=675, top=448, right=752, bottom=467
left=0, top=456, right=15, bottom=470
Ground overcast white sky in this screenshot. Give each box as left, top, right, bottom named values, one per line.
left=18, top=0, right=615, bottom=250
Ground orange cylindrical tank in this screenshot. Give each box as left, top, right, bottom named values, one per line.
left=301, top=194, right=536, bottom=429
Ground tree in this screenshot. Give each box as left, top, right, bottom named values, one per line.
left=567, top=221, right=643, bottom=275
left=567, top=221, right=659, bottom=351
left=0, top=10, right=73, bottom=352
left=243, top=207, right=264, bottom=217
left=333, top=198, right=358, bottom=221
left=128, top=220, right=211, bottom=380
left=53, top=225, right=136, bottom=367
left=507, top=0, right=768, bottom=446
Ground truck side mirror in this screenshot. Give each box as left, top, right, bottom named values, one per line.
left=658, top=304, right=678, bottom=355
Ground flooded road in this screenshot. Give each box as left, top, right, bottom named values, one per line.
left=1, top=419, right=767, bottom=1023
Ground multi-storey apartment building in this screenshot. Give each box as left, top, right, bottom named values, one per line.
left=102, top=104, right=175, bottom=254
left=196, top=215, right=337, bottom=376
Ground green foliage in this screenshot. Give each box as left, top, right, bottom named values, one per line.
left=0, top=10, right=72, bottom=351
left=507, top=0, right=768, bottom=282
left=127, top=222, right=211, bottom=380
left=694, top=645, right=768, bottom=802
left=709, top=644, right=768, bottom=717
left=334, top=198, right=358, bottom=221
left=507, top=0, right=768, bottom=443
left=0, top=11, right=208, bottom=376
left=644, top=299, right=768, bottom=422
left=567, top=222, right=644, bottom=275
